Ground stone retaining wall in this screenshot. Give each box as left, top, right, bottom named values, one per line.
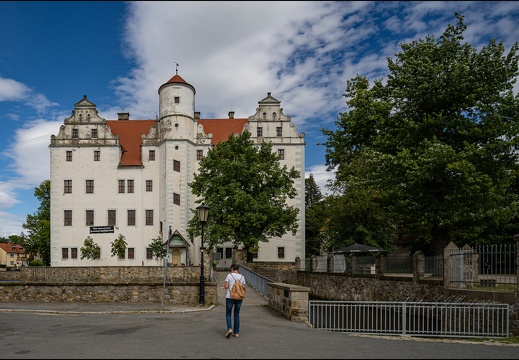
left=267, top=282, right=310, bottom=322
left=0, top=266, right=217, bottom=306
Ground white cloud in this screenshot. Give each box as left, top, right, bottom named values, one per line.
left=0, top=76, right=58, bottom=112
left=305, top=164, right=336, bottom=196
left=0, top=77, right=31, bottom=101
left=4, top=120, right=61, bottom=186
left=0, top=210, right=25, bottom=237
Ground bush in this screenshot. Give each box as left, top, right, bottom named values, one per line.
left=29, top=259, right=44, bottom=266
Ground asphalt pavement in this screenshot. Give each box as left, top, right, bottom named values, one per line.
left=1, top=271, right=519, bottom=359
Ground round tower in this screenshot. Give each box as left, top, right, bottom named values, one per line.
left=158, top=73, right=196, bottom=119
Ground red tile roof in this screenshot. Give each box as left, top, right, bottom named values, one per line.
left=105, top=117, right=247, bottom=166
left=0, top=243, right=25, bottom=254
left=198, top=118, right=248, bottom=145
left=106, top=120, right=157, bottom=166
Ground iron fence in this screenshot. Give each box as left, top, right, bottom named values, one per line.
left=309, top=300, right=510, bottom=338
left=448, top=244, right=517, bottom=292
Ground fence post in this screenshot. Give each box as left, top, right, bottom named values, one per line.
left=514, top=234, right=519, bottom=296
left=413, top=250, right=424, bottom=283
left=443, top=242, right=459, bottom=289
left=347, top=254, right=356, bottom=275
left=311, top=255, right=317, bottom=272
left=374, top=253, right=382, bottom=275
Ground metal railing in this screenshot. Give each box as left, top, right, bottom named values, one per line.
left=448, top=244, right=517, bottom=292
left=239, top=265, right=273, bottom=299
left=309, top=300, right=510, bottom=338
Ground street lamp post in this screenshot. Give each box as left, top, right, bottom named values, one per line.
left=196, top=203, right=209, bottom=306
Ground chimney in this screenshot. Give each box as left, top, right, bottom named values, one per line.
left=194, top=112, right=200, bottom=120
left=228, top=111, right=235, bottom=119
left=117, top=113, right=130, bottom=120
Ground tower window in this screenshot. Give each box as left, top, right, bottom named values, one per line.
left=149, top=150, right=155, bottom=161
left=175, top=97, right=180, bottom=104
left=173, top=160, right=180, bottom=172
left=278, top=149, right=285, bottom=160
left=197, top=150, right=203, bottom=160
left=94, top=150, right=100, bottom=161
left=66, top=151, right=72, bottom=161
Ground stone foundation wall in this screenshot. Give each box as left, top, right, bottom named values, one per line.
left=0, top=282, right=217, bottom=305
left=0, top=266, right=217, bottom=306
left=268, top=282, right=309, bottom=322
left=246, top=261, right=298, bottom=284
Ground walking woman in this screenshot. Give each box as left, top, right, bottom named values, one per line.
left=224, top=263, right=246, bottom=338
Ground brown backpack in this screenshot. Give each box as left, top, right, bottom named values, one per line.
left=230, top=274, right=246, bottom=300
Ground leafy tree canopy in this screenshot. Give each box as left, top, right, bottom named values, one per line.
left=110, top=234, right=127, bottom=258
left=22, top=179, right=51, bottom=265
left=187, top=131, right=300, bottom=257
left=321, top=13, right=519, bottom=254
left=305, top=174, right=327, bottom=256
left=80, top=236, right=101, bottom=260
left=148, top=235, right=167, bottom=260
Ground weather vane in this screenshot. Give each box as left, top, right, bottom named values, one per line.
left=175, top=62, right=179, bottom=75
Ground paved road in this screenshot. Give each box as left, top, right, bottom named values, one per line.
left=0, top=271, right=518, bottom=359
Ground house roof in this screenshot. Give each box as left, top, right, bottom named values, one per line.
left=198, top=118, right=248, bottom=145
left=106, top=120, right=157, bottom=166
left=105, top=117, right=248, bottom=166
left=0, top=243, right=25, bottom=254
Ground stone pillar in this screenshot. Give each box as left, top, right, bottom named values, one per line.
left=347, top=254, right=356, bottom=275
left=311, top=255, right=317, bottom=272
left=234, top=248, right=247, bottom=264
left=327, top=254, right=333, bottom=273
left=374, top=253, right=382, bottom=275
left=514, top=235, right=519, bottom=297
left=295, top=257, right=301, bottom=271
left=443, top=242, right=459, bottom=289
left=413, top=250, right=425, bottom=282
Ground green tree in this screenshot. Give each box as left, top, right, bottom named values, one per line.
left=148, top=235, right=167, bottom=259
left=322, top=13, right=519, bottom=254
left=80, top=236, right=101, bottom=260
left=305, top=174, right=326, bottom=256
left=187, top=131, right=300, bottom=261
left=22, top=179, right=51, bottom=265
left=110, top=234, right=127, bottom=258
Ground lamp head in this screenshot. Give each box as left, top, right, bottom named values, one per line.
left=196, top=203, right=209, bottom=224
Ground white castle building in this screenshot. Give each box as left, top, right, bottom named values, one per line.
left=49, top=72, right=306, bottom=267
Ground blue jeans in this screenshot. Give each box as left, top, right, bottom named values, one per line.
left=226, top=298, right=243, bottom=334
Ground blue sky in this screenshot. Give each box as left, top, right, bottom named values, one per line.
left=1, top=1, right=519, bottom=237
